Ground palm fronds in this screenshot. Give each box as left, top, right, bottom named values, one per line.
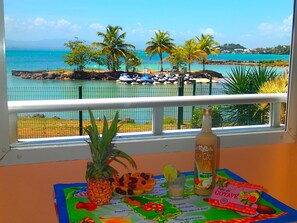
left=223, top=65, right=281, bottom=126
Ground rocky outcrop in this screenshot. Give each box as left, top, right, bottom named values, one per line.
left=191, top=70, right=224, bottom=78
left=12, top=70, right=71, bottom=80
left=11, top=70, right=224, bottom=80
left=11, top=70, right=137, bottom=80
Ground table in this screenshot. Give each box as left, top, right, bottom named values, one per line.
left=54, top=169, right=297, bottom=222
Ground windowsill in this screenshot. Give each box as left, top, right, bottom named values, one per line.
left=2, top=124, right=292, bottom=166
left=12, top=124, right=286, bottom=148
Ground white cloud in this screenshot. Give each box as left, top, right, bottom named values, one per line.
left=199, top=27, right=223, bottom=38
left=33, top=17, right=47, bottom=26
left=128, top=23, right=154, bottom=36
left=71, top=24, right=81, bottom=32
left=55, top=19, right=71, bottom=28
left=4, top=16, right=14, bottom=25
left=4, top=16, right=21, bottom=30
left=89, top=23, right=105, bottom=31
left=36, top=17, right=80, bottom=32
left=5, top=16, right=81, bottom=40
left=200, top=28, right=215, bottom=35
left=238, top=15, right=293, bottom=48
left=5, top=16, right=30, bottom=36
left=258, top=14, right=293, bottom=37
left=6, top=16, right=78, bottom=31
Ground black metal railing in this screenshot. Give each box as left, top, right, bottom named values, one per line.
left=8, top=82, right=224, bottom=139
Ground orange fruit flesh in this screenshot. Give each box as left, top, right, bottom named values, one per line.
left=143, top=184, right=154, bottom=192
left=133, top=188, right=145, bottom=195
left=113, top=172, right=156, bottom=195
left=146, top=178, right=156, bottom=185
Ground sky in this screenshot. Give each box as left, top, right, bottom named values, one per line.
left=3, top=0, right=295, bottom=50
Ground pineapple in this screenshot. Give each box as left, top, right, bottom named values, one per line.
left=84, top=110, right=137, bottom=206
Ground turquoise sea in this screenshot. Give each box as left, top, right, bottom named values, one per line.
left=6, top=50, right=289, bottom=88
left=5, top=50, right=289, bottom=122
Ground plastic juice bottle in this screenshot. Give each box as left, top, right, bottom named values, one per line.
left=194, top=108, right=218, bottom=196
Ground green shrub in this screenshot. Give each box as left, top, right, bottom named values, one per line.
left=191, top=106, right=223, bottom=128
left=163, top=117, right=177, bottom=125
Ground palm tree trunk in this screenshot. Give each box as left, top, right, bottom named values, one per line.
left=159, top=53, right=163, bottom=72
left=203, top=59, right=206, bottom=71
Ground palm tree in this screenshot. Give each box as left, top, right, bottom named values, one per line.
left=90, top=49, right=104, bottom=70
left=196, top=34, right=219, bottom=71
left=93, top=25, right=136, bottom=72
left=145, top=30, right=175, bottom=72
left=164, top=45, right=186, bottom=71
left=250, top=66, right=281, bottom=93
left=124, top=51, right=142, bottom=72
left=258, top=71, right=288, bottom=124
left=223, top=65, right=280, bottom=126
left=183, top=38, right=207, bottom=73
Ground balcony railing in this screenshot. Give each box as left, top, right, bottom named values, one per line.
left=8, top=93, right=287, bottom=144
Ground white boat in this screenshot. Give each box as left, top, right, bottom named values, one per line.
left=118, top=73, right=133, bottom=83
left=157, top=76, right=166, bottom=83
left=153, top=81, right=161, bottom=85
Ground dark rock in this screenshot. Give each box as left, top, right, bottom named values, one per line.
left=32, top=114, right=45, bottom=118
left=47, top=73, right=58, bottom=79
left=120, top=118, right=135, bottom=123
left=191, top=70, right=224, bottom=78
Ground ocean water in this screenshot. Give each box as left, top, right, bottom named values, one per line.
left=6, top=50, right=289, bottom=88
left=5, top=50, right=289, bottom=122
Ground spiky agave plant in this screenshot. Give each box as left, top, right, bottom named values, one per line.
left=84, top=109, right=137, bottom=206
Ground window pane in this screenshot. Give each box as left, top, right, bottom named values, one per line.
left=2, top=0, right=296, bottom=165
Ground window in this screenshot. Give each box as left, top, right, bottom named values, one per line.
left=0, top=0, right=296, bottom=165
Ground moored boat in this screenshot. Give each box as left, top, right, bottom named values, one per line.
left=141, top=74, right=154, bottom=83
left=118, top=73, right=134, bottom=83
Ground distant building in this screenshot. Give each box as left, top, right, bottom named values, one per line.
left=243, top=49, right=251, bottom=53
left=234, top=48, right=244, bottom=53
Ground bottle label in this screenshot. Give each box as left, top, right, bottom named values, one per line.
left=194, top=145, right=214, bottom=190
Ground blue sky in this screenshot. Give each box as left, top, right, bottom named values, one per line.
left=4, top=0, right=294, bottom=49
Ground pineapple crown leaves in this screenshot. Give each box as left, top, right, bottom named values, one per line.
left=84, top=109, right=119, bottom=162
left=86, top=161, right=118, bottom=180
left=84, top=109, right=137, bottom=179
left=106, top=148, right=137, bottom=169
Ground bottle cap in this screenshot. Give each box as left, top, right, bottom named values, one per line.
left=203, top=108, right=212, bottom=115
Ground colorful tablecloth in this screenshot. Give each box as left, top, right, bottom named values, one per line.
left=54, top=169, right=297, bottom=223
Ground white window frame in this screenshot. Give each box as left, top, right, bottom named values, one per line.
left=0, top=0, right=10, bottom=161
left=0, top=0, right=296, bottom=166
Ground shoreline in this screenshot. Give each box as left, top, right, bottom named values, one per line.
left=206, top=60, right=288, bottom=67
left=11, top=69, right=225, bottom=81
left=10, top=59, right=288, bottom=81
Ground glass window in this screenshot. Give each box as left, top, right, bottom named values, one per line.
left=0, top=0, right=296, bottom=165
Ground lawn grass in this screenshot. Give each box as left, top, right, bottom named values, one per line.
left=18, top=117, right=188, bottom=139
